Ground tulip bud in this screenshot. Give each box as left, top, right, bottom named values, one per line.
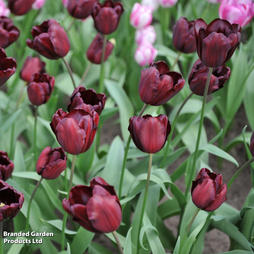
left=26, top=19, right=70, bottom=60
left=135, top=25, right=156, bottom=45
left=8, top=0, right=35, bottom=15
left=62, top=177, right=122, bottom=233
left=86, top=34, right=114, bottom=64
left=50, top=107, right=99, bottom=155
left=134, top=41, right=158, bottom=67
left=68, top=86, right=106, bottom=115
left=0, top=47, right=16, bottom=86
left=219, top=0, right=254, bottom=27
left=139, top=61, right=185, bottom=106
left=67, top=0, right=98, bottom=19
left=141, top=0, right=159, bottom=12
left=172, top=17, right=196, bottom=54
left=250, top=132, right=254, bottom=157
left=157, top=0, right=178, bottom=8
left=20, top=56, right=46, bottom=82
left=32, top=0, right=46, bottom=9
left=0, top=1, right=10, bottom=17
left=130, top=3, right=153, bottom=29
left=188, top=59, right=231, bottom=96
left=128, top=114, right=171, bottom=154
left=194, top=18, right=241, bottom=68
left=36, top=147, right=67, bottom=180
left=0, top=16, right=19, bottom=49
left=191, top=168, right=227, bottom=211
left=0, top=151, right=14, bottom=181
left=92, top=0, right=124, bottom=35
left=0, top=180, right=24, bottom=221
left=27, top=73, right=55, bottom=106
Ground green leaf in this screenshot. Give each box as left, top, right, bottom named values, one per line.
left=88, top=242, right=112, bottom=254
left=59, top=243, right=71, bottom=254
left=124, top=228, right=133, bottom=254
left=6, top=237, right=26, bottom=254
left=40, top=219, right=76, bottom=235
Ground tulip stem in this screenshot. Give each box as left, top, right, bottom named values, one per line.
left=227, top=157, right=254, bottom=190
left=99, top=35, right=107, bottom=93
left=62, top=57, right=76, bottom=89
left=25, top=176, right=43, bottom=232
left=185, top=208, right=200, bottom=237
left=137, top=153, right=153, bottom=254
left=160, top=92, right=193, bottom=168
left=187, top=67, right=213, bottom=195
left=34, top=106, right=38, bottom=165
left=61, top=155, right=77, bottom=251
left=79, top=62, right=92, bottom=87
left=0, top=221, right=3, bottom=254
left=112, top=231, right=123, bottom=254
left=138, top=104, right=147, bottom=117
left=170, top=52, right=182, bottom=71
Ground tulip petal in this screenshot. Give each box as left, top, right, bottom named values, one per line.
left=205, top=184, right=227, bottom=211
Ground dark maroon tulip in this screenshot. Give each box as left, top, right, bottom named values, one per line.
left=0, top=47, right=16, bottom=86
left=8, top=0, right=35, bottom=15
left=27, top=73, right=55, bottom=106
left=20, top=56, right=45, bottom=82
left=250, top=132, right=254, bottom=157
left=67, top=0, right=99, bottom=19
left=188, top=59, right=231, bottom=96
left=36, top=147, right=67, bottom=180
left=191, top=168, right=227, bottom=211
left=139, top=61, right=185, bottom=106
left=86, top=34, right=114, bottom=64
left=68, top=86, right=106, bottom=115
left=62, top=177, right=122, bottom=233
left=92, top=0, right=124, bottom=35
left=0, top=151, right=14, bottom=181
left=128, top=114, right=171, bottom=154
left=194, top=18, right=241, bottom=68
left=50, top=107, right=99, bottom=155
left=172, top=17, right=196, bottom=54
left=0, top=180, right=24, bottom=221
left=26, top=19, right=70, bottom=60
left=0, top=16, right=20, bottom=48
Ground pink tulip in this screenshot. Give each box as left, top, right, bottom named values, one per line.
left=0, top=0, right=10, bottom=16
left=32, top=0, right=45, bottom=9
left=62, top=0, right=68, bottom=7
left=141, top=0, right=159, bottom=12
left=157, top=0, right=178, bottom=8
left=130, top=3, right=153, bottom=29
left=135, top=25, right=156, bottom=45
left=219, top=0, right=254, bottom=27
left=134, top=41, right=157, bottom=67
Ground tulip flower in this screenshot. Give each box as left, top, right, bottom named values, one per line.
left=36, top=147, right=67, bottom=180
left=128, top=114, right=171, bottom=154
left=26, top=19, right=70, bottom=60
left=194, top=18, right=241, bottom=68
left=27, top=73, right=55, bottom=106
left=157, top=0, right=178, bottom=8
left=0, top=47, right=16, bottom=86
left=188, top=59, right=231, bottom=96
left=172, top=17, right=196, bottom=54
left=92, top=0, right=124, bottom=35
left=219, top=0, right=254, bottom=27
left=0, top=151, right=14, bottom=181
left=139, top=61, right=185, bottom=105
left=0, top=180, right=24, bottom=221
left=141, top=0, right=159, bottom=12
left=0, top=1, right=10, bottom=17
left=134, top=41, right=158, bottom=67
left=8, top=0, right=35, bottom=15
left=32, top=0, right=46, bottom=9
left=67, top=0, right=98, bottom=19
left=191, top=168, right=227, bottom=211
left=62, top=177, right=122, bottom=233
left=50, top=107, right=99, bottom=155
left=0, top=16, right=20, bottom=49
left=20, top=56, right=45, bottom=82
left=135, top=25, right=156, bottom=45
left=130, top=3, right=153, bottom=29
left=86, top=34, right=114, bottom=64
left=68, top=86, right=106, bottom=115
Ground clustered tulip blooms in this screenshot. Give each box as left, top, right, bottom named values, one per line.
left=188, top=59, right=231, bottom=96
left=128, top=115, right=171, bottom=154
left=0, top=180, right=24, bottom=221
left=26, top=19, right=70, bottom=60
left=194, top=18, right=241, bottom=68
left=68, top=86, right=106, bottom=115
left=0, top=16, right=20, bottom=49
left=36, top=147, right=67, bottom=180
left=0, top=151, right=14, bottom=181
left=139, top=61, right=185, bottom=105
left=27, top=73, right=55, bottom=106
left=191, top=168, right=227, bottom=211
left=0, top=47, right=16, bottom=86
left=8, top=0, right=35, bottom=15
left=62, top=177, right=122, bottom=233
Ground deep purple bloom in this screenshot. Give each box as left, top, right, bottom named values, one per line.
left=0, top=151, right=14, bottom=181
left=8, top=0, right=35, bottom=15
